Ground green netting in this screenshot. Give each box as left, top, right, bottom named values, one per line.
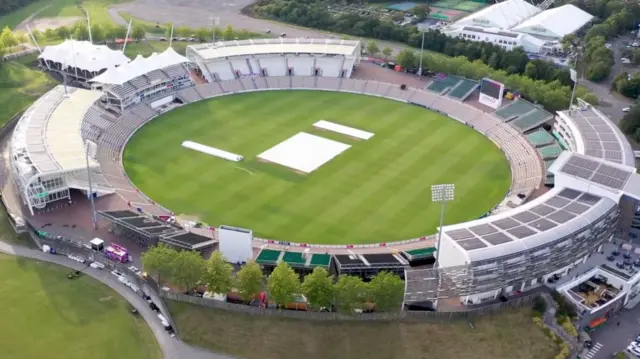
left=526, top=130, right=555, bottom=147
left=256, top=249, right=281, bottom=264
left=511, top=110, right=552, bottom=132
left=495, top=100, right=536, bottom=120
left=453, top=1, right=485, bottom=11
left=309, top=254, right=331, bottom=268
left=427, top=75, right=460, bottom=93
left=538, top=144, right=564, bottom=159
left=448, top=79, right=478, bottom=99
left=282, top=251, right=305, bottom=265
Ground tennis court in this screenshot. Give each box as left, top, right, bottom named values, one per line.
left=386, top=2, right=418, bottom=11
left=429, top=7, right=467, bottom=21
left=430, top=0, right=487, bottom=12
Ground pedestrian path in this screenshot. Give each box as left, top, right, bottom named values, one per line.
left=584, top=342, right=603, bottom=359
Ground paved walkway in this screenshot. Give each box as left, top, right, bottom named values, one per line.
left=0, top=240, right=232, bottom=359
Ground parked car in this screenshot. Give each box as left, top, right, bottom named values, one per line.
left=623, top=107, right=631, bottom=112
left=90, top=262, right=105, bottom=269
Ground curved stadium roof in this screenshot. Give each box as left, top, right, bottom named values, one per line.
left=39, top=40, right=130, bottom=73
left=453, top=0, right=541, bottom=30
left=511, top=4, right=594, bottom=39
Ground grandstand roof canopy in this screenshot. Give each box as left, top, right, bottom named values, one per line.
left=14, top=86, right=100, bottom=175
left=512, top=5, right=594, bottom=39
left=452, top=0, right=541, bottom=30
left=188, top=38, right=360, bottom=60
left=39, top=40, right=130, bottom=73
left=91, top=47, right=188, bottom=85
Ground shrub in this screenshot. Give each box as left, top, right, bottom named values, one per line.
left=560, top=316, right=578, bottom=338
left=532, top=296, right=547, bottom=315
left=554, top=343, right=570, bottom=359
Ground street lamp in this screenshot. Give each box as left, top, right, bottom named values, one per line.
left=417, top=23, right=429, bottom=78
left=431, top=183, right=454, bottom=269
left=85, top=141, right=97, bottom=230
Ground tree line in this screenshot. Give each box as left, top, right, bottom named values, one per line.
left=142, top=245, right=405, bottom=314
left=252, top=0, right=574, bottom=85
left=619, top=105, right=640, bottom=142
left=387, top=46, right=597, bottom=111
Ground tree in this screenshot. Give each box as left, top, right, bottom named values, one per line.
left=222, top=24, right=234, bottom=41
left=141, top=244, right=179, bottom=281
left=236, top=261, right=264, bottom=302
left=204, top=251, right=234, bottom=295
left=366, top=40, right=379, bottom=57
left=112, top=25, right=127, bottom=39
left=213, top=27, right=222, bottom=41
left=171, top=250, right=207, bottom=293
left=301, top=267, right=334, bottom=310
left=367, top=272, right=404, bottom=312
left=396, top=49, right=416, bottom=68
left=268, top=261, right=299, bottom=307
left=91, top=23, right=105, bottom=43
left=73, top=23, right=89, bottom=41
left=195, top=27, right=209, bottom=42
left=334, top=275, right=366, bottom=314
left=131, top=25, right=146, bottom=42
left=44, top=28, right=55, bottom=40
left=382, top=46, right=392, bottom=60
left=0, top=26, right=16, bottom=48
left=176, top=26, right=191, bottom=38
left=411, top=4, right=430, bottom=22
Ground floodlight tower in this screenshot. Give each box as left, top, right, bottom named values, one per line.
left=431, top=184, right=455, bottom=269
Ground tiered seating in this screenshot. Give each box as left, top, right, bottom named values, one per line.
left=287, top=56, right=315, bottom=76
left=130, top=104, right=156, bottom=120
left=84, top=107, right=113, bottom=129
left=207, top=61, right=235, bottom=81
left=163, top=64, right=188, bottom=78
left=426, top=74, right=461, bottom=94
left=526, top=129, right=555, bottom=147
left=258, top=57, right=286, bottom=77
left=302, top=76, right=314, bottom=88
left=315, top=57, right=343, bottom=77
left=129, top=76, right=150, bottom=89
left=146, top=70, right=167, bottom=83
left=494, top=99, right=536, bottom=121
left=447, top=79, right=478, bottom=100
left=538, top=143, right=564, bottom=159
left=510, top=109, right=553, bottom=133
left=240, top=77, right=255, bottom=90
left=178, top=87, right=202, bottom=103
left=110, top=82, right=137, bottom=98
left=230, top=58, right=250, bottom=76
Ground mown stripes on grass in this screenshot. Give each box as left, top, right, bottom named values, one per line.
left=124, top=91, right=511, bottom=244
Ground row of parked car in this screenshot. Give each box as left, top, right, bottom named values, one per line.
left=627, top=334, right=640, bottom=357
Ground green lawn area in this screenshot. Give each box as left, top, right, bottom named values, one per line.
left=119, top=40, right=190, bottom=57
left=168, top=300, right=558, bottom=359
left=124, top=91, right=511, bottom=244
left=0, top=254, right=162, bottom=359
left=0, top=59, right=56, bottom=128
left=0, top=0, right=126, bottom=29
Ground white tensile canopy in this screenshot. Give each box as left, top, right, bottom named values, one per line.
left=39, top=40, right=130, bottom=72
left=91, top=47, right=189, bottom=85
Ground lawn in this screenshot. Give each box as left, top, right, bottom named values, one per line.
left=168, top=300, right=558, bottom=359
left=0, top=59, right=56, bottom=128
left=124, top=91, right=511, bottom=244
left=0, top=254, right=162, bottom=359
left=119, top=40, right=190, bottom=57
left=0, top=0, right=126, bottom=29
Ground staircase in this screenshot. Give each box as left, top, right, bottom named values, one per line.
left=246, top=58, right=254, bottom=75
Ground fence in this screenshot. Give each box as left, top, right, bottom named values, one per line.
left=161, top=291, right=540, bottom=322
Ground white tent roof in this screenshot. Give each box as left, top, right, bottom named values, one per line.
left=453, top=0, right=541, bottom=30
left=91, top=47, right=189, bottom=85
left=39, top=40, right=129, bottom=73
left=511, top=5, right=594, bottom=39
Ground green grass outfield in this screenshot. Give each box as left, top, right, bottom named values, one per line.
left=0, top=254, right=161, bottom=359
left=124, top=91, right=511, bottom=244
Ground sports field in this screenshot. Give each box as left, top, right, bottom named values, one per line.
left=124, top=91, right=511, bottom=244
left=0, top=254, right=161, bottom=359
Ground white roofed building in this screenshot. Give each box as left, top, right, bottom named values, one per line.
left=92, top=47, right=193, bottom=111
left=38, top=40, right=130, bottom=82
left=186, top=38, right=361, bottom=82
left=511, top=5, right=594, bottom=40
left=11, top=86, right=115, bottom=214
left=452, top=0, right=540, bottom=30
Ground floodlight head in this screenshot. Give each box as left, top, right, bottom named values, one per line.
left=431, top=184, right=455, bottom=203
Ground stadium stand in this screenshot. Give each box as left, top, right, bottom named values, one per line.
left=186, top=39, right=360, bottom=82
left=447, top=78, right=479, bottom=101
left=334, top=253, right=408, bottom=279
left=526, top=129, right=555, bottom=147
left=91, top=48, right=192, bottom=112
left=401, top=247, right=437, bottom=266
left=510, top=109, right=554, bottom=132
left=255, top=248, right=333, bottom=275
left=538, top=143, right=564, bottom=159
left=426, top=74, right=461, bottom=94
left=495, top=99, right=538, bottom=121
